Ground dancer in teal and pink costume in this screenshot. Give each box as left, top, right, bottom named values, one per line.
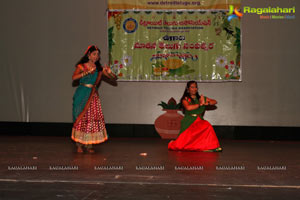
left=71, top=45, right=116, bottom=153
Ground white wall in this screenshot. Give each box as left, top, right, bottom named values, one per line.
left=1, top=0, right=299, bottom=126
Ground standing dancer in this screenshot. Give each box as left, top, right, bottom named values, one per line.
left=168, top=81, right=222, bottom=152
left=71, top=45, right=116, bottom=153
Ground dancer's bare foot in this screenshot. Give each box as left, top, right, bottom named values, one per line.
left=87, top=149, right=95, bottom=154
left=77, top=147, right=83, bottom=153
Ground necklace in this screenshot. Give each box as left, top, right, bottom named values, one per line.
left=84, top=63, right=96, bottom=74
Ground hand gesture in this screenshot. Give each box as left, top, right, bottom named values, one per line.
left=88, top=66, right=96, bottom=74
left=199, top=94, right=205, bottom=106
left=104, top=64, right=112, bottom=74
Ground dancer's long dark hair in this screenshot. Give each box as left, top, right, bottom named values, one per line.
left=180, top=81, right=200, bottom=109
left=75, top=45, right=103, bottom=72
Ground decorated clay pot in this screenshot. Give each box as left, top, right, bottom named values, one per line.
left=154, top=109, right=184, bottom=139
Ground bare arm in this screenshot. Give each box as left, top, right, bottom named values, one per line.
left=182, top=99, right=201, bottom=111
left=205, top=97, right=217, bottom=106
left=72, top=64, right=96, bottom=81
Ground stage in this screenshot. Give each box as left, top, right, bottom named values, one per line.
left=0, top=136, right=299, bottom=199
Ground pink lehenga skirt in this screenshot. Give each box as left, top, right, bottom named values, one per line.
left=72, top=92, right=108, bottom=145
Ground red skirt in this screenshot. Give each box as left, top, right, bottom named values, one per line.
left=168, top=117, right=220, bottom=151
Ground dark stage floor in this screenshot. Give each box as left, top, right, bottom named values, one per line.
left=0, top=136, right=299, bottom=199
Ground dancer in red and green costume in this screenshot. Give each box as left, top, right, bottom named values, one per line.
left=168, top=81, right=222, bottom=152
left=71, top=45, right=116, bottom=153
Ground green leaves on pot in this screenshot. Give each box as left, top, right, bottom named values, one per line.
left=158, top=97, right=181, bottom=109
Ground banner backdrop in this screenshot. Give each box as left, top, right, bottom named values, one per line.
left=108, top=1, right=241, bottom=81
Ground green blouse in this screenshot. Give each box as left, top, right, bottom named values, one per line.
left=179, top=97, right=206, bottom=134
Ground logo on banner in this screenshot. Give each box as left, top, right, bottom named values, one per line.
left=123, top=18, right=138, bottom=33
left=228, top=5, right=243, bottom=21
left=243, top=6, right=295, bottom=20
